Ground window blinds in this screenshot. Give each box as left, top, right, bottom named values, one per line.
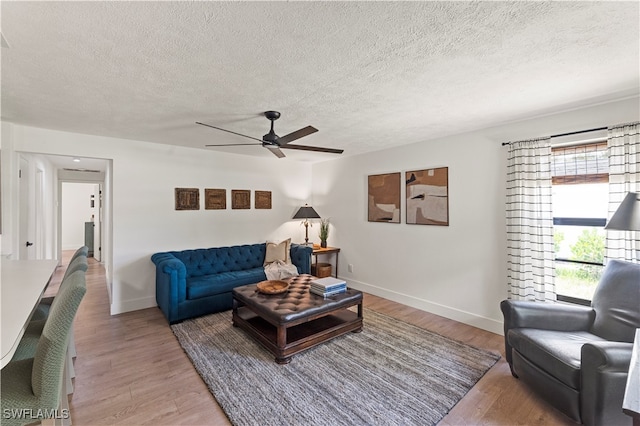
left=551, top=141, right=608, bottom=184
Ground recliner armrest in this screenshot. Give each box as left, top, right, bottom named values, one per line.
left=581, top=342, right=633, bottom=426
left=500, top=300, right=595, bottom=370
left=582, top=341, right=633, bottom=371
left=501, top=300, right=595, bottom=331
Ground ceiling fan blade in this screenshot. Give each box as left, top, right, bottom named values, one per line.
left=205, top=143, right=262, bottom=147
left=280, top=144, right=344, bottom=154
left=196, top=122, right=264, bottom=143
left=265, top=146, right=286, bottom=158
left=277, top=126, right=318, bottom=146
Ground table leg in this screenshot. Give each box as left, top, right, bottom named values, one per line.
left=276, top=325, right=290, bottom=364
left=353, top=302, right=363, bottom=333
left=232, top=299, right=241, bottom=327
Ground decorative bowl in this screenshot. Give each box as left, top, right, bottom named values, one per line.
left=256, top=280, right=290, bottom=294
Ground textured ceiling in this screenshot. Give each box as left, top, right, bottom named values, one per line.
left=1, top=1, right=639, bottom=162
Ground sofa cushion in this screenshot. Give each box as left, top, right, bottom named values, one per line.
left=186, top=267, right=267, bottom=299
left=508, top=328, right=606, bottom=389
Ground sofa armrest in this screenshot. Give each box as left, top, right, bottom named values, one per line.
left=290, top=244, right=312, bottom=274
left=151, top=253, right=187, bottom=323
left=500, top=300, right=595, bottom=369
left=581, top=342, right=633, bottom=426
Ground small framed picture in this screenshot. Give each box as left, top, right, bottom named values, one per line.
left=255, top=190, right=272, bottom=209
left=205, top=189, right=226, bottom=210
left=175, top=188, right=199, bottom=210
left=231, top=190, right=251, bottom=209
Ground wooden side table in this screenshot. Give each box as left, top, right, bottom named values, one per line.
left=312, top=246, right=340, bottom=278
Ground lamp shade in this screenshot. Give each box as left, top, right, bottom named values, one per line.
left=293, top=204, right=321, bottom=220
left=605, top=192, right=640, bottom=231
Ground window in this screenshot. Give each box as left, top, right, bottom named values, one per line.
left=551, top=141, right=608, bottom=304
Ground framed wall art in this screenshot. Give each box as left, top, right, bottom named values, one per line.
left=231, top=189, right=251, bottom=209
left=405, top=167, right=449, bottom=226
left=205, top=188, right=226, bottom=210
left=175, top=188, right=199, bottom=210
left=367, top=172, right=401, bottom=223
left=255, top=190, right=272, bottom=209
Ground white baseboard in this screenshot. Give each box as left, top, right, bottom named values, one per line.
left=109, top=280, right=505, bottom=335
left=110, top=296, right=156, bottom=315
left=344, top=277, right=504, bottom=335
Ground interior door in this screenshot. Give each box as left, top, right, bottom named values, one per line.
left=93, top=184, right=101, bottom=261
left=18, top=156, right=33, bottom=259
left=35, top=168, right=44, bottom=259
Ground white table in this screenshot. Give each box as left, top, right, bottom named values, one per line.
left=623, top=328, right=640, bottom=426
left=1, top=259, right=59, bottom=368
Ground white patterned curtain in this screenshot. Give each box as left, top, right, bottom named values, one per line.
left=606, top=122, right=640, bottom=262
left=506, top=138, right=556, bottom=301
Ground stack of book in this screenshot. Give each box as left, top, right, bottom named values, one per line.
left=310, top=277, right=347, bottom=297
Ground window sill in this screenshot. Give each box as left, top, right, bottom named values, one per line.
left=556, top=294, right=591, bottom=306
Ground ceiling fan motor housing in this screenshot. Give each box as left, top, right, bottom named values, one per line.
left=262, top=137, right=278, bottom=145
left=263, top=111, right=281, bottom=144
left=264, top=111, right=281, bottom=121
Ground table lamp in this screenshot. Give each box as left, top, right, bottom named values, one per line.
left=293, top=204, right=321, bottom=245
left=605, top=192, right=640, bottom=231
left=605, top=191, right=640, bottom=261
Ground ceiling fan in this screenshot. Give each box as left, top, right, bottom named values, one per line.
left=197, top=111, right=344, bottom=158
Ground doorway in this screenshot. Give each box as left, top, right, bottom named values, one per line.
left=61, top=182, right=102, bottom=261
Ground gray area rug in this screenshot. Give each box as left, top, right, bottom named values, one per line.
left=172, top=308, right=500, bottom=426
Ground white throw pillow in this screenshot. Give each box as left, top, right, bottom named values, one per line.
left=264, top=238, right=292, bottom=265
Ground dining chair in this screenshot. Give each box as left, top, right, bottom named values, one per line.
left=31, top=246, right=88, bottom=322
left=0, top=270, right=86, bottom=426
left=13, top=258, right=87, bottom=395
left=30, top=249, right=88, bottom=369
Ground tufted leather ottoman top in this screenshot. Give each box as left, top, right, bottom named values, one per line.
left=233, top=274, right=362, bottom=324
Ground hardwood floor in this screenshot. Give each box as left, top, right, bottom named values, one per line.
left=51, top=251, right=573, bottom=425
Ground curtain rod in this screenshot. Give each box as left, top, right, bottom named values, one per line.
left=501, top=126, right=607, bottom=146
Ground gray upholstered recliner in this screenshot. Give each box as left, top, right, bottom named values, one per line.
left=501, top=259, right=640, bottom=426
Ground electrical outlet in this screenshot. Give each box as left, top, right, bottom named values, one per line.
left=348, top=264, right=354, bottom=273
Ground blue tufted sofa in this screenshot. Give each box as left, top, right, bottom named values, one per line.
left=151, top=243, right=312, bottom=324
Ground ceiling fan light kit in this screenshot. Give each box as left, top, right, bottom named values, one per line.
left=198, top=111, right=344, bottom=158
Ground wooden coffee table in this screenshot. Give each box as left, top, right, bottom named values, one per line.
left=232, top=274, right=363, bottom=364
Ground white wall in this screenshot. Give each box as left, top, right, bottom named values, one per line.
left=61, top=182, right=98, bottom=250
left=1, top=122, right=19, bottom=257
left=3, top=96, right=638, bottom=329
left=312, top=97, right=640, bottom=334
left=7, top=124, right=313, bottom=314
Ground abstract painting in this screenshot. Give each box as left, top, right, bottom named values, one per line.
left=205, top=188, right=226, bottom=210
left=175, top=188, right=199, bottom=210
left=368, top=172, right=401, bottom=223
left=405, top=167, right=449, bottom=225
left=255, top=191, right=272, bottom=209
left=231, top=190, right=251, bottom=209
